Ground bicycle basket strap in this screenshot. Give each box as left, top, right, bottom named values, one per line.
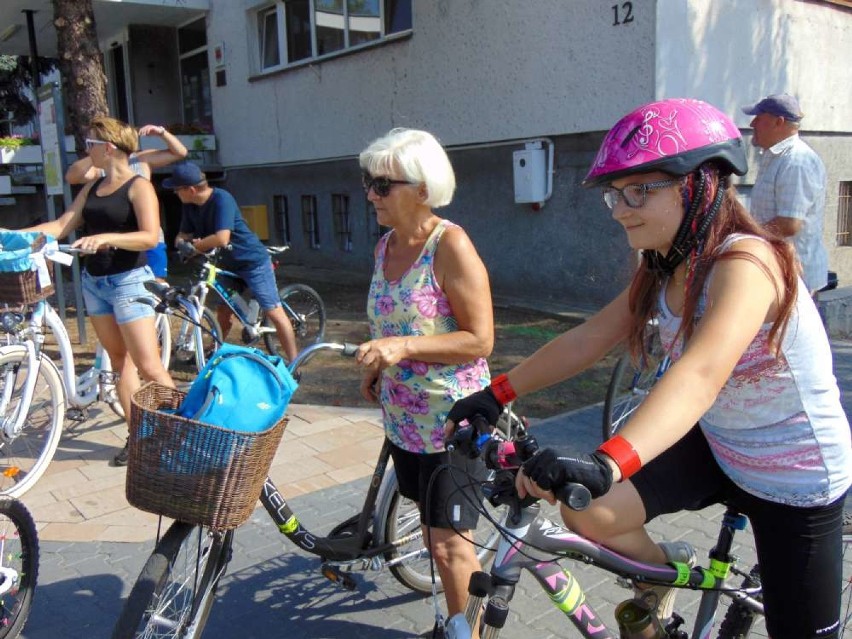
left=177, top=343, right=298, bottom=432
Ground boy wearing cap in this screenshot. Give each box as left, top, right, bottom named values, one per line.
left=165, top=161, right=299, bottom=362
left=742, top=93, right=828, bottom=297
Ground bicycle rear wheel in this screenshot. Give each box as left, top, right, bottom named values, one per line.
left=372, top=410, right=522, bottom=594
left=111, top=521, right=232, bottom=639
left=0, top=346, right=65, bottom=498
left=263, top=284, right=326, bottom=357
left=374, top=469, right=506, bottom=595
left=0, top=497, right=38, bottom=639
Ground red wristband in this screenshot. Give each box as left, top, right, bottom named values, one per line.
left=597, top=435, right=642, bottom=480
left=490, top=373, right=517, bottom=405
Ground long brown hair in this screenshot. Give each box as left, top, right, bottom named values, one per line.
left=626, top=165, right=799, bottom=363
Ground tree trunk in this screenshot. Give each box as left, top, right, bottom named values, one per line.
left=52, top=0, right=108, bottom=156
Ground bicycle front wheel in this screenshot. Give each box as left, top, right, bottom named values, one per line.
left=0, top=346, right=65, bottom=498
left=373, top=467, right=505, bottom=595
left=111, top=522, right=232, bottom=639
left=155, top=313, right=171, bottom=370
left=0, top=498, right=38, bottom=639
left=263, top=284, right=326, bottom=357
left=169, top=306, right=222, bottom=373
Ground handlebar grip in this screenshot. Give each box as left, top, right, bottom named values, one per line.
left=341, top=342, right=359, bottom=357
left=554, top=482, right=591, bottom=511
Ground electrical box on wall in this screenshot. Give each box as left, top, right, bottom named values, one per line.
left=513, top=142, right=547, bottom=204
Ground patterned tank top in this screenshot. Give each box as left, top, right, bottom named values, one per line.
left=367, top=219, right=491, bottom=454
left=656, top=234, right=851, bottom=507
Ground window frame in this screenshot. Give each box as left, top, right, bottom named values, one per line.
left=332, top=193, right=352, bottom=252
left=301, top=194, right=321, bottom=249
left=836, top=181, right=852, bottom=247
left=250, top=0, right=412, bottom=76
left=273, top=194, right=291, bottom=244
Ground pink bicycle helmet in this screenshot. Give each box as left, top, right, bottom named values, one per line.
left=583, top=98, right=747, bottom=187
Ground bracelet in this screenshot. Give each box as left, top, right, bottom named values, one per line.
left=597, top=435, right=641, bottom=480
left=490, top=373, right=517, bottom=405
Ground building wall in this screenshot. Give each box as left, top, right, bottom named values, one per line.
left=214, top=0, right=852, bottom=307
left=210, top=0, right=657, bottom=166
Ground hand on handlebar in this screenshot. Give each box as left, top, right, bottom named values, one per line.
left=444, top=387, right=503, bottom=442
left=520, top=447, right=612, bottom=502
left=176, top=240, right=198, bottom=262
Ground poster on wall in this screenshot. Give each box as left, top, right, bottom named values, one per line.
left=37, top=84, right=68, bottom=197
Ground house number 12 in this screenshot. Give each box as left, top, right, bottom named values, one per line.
left=612, top=2, right=635, bottom=25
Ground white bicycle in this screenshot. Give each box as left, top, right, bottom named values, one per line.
left=0, top=246, right=169, bottom=497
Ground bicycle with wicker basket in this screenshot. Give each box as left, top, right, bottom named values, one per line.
left=0, top=237, right=170, bottom=496
left=110, top=282, right=518, bottom=638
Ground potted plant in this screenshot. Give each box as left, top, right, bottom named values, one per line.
left=0, top=135, right=42, bottom=164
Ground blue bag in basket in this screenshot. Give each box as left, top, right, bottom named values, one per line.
left=0, top=231, right=51, bottom=273
left=177, top=343, right=298, bottom=432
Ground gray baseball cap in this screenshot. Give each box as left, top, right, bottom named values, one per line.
left=741, top=94, right=803, bottom=122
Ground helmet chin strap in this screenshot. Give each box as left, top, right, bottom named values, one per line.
left=642, top=171, right=727, bottom=276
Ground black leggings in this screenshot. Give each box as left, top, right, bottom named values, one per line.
left=632, top=426, right=847, bottom=639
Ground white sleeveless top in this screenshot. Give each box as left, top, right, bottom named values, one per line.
left=656, top=234, right=851, bottom=506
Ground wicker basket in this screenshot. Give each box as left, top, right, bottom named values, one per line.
left=0, top=234, right=54, bottom=305
left=127, top=382, right=287, bottom=530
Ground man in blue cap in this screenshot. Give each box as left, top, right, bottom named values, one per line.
left=742, top=93, right=828, bottom=299
left=165, top=161, right=299, bottom=361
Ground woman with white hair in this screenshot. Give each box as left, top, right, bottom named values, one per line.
left=355, top=128, right=494, bottom=633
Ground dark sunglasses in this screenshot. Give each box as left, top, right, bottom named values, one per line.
left=362, top=173, right=414, bottom=197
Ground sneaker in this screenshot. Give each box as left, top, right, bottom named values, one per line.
left=633, top=540, right=697, bottom=622
left=112, top=440, right=129, bottom=467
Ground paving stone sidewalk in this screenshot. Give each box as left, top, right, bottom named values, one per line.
left=17, top=341, right=852, bottom=638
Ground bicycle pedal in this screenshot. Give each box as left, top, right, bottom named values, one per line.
left=320, top=563, right=357, bottom=591
left=67, top=407, right=89, bottom=422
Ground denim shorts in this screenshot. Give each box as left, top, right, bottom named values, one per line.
left=236, top=261, right=280, bottom=311
left=82, top=265, right=156, bottom=324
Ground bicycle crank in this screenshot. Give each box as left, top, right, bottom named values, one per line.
left=320, top=563, right=358, bottom=590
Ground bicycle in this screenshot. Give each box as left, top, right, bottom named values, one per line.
left=0, top=246, right=169, bottom=496
left=111, top=333, right=521, bottom=638
left=441, top=423, right=852, bottom=638
left=167, top=242, right=325, bottom=372
left=603, top=322, right=671, bottom=441
left=0, top=497, right=39, bottom=639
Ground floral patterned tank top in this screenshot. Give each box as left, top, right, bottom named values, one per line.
left=367, top=220, right=491, bottom=454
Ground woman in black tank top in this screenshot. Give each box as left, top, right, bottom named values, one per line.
left=25, top=116, right=174, bottom=466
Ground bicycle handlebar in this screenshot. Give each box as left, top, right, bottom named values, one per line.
left=447, top=417, right=591, bottom=511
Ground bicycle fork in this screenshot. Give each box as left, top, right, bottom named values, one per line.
left=0, top=341, right=42, bottom=441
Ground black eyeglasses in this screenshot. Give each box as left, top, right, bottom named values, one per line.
left=602, top=178, right=681, bottom=210
left=362, top=173, right=414, bottom=197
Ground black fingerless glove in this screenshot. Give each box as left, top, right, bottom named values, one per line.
left=446, top=387, right=503, bottom=428
left=522, top=448, right=613, bottom=498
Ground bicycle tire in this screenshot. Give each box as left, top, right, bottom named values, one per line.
left=111, top=521, right=232, bottom=639
left=373, top=409, right=523, bottom=594
left=156, top=313, right=171, bottom=370
left=0, top=497, right=38, bottom=639
left=602, top=349, right=667, bottom=442
left=372, top=467, right=505, bottom=595
left=263, top=283, right=326, bottom=357
left=716, top=565, right=762, bottom=638
left=169, top=305, right=222, bottom=373
left=0, top=346, right=65, bottom=498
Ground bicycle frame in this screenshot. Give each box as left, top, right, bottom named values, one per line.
left=449, top=485, right=763, bottom=638
left=259, top=438, right=423, bottom=571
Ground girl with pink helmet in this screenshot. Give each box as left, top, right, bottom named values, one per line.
left=448, top=98, right=850, bottom=638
